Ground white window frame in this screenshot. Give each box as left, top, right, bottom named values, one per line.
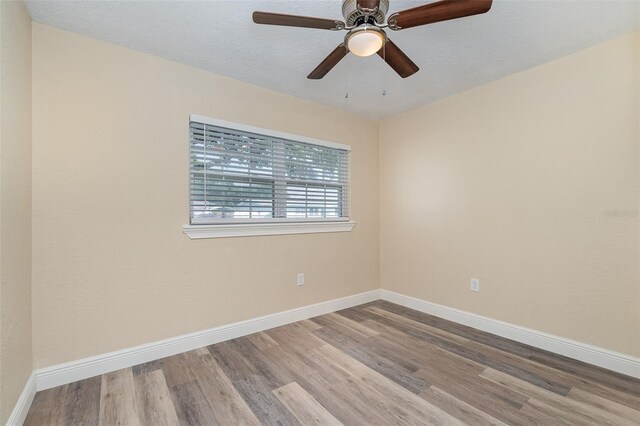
left=183, top=115, right=355, bottom=239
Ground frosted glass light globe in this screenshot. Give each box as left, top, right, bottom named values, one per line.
left=347, top=29, right=385, bottom=57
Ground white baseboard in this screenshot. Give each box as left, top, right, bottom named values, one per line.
left=34, top=289, right=381, bottom=391
left=26, top=287, right=639, bottom=404
left=6, top=372, right=36, bottom=426
left=380, top=289, right=640, bottom=379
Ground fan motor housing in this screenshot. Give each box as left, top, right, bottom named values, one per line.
left=342, top=0, right=389, bottom=26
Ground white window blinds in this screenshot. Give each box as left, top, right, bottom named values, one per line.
left=190, top=118, right=350, bottom=225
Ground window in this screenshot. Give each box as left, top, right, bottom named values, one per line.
left=185, top=115, right=353, bottom=238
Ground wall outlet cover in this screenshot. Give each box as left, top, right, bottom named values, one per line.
left=471, top=278, right=480, bottom=292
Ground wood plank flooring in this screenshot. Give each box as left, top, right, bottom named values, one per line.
left=24, top=301, right=640, bottom=425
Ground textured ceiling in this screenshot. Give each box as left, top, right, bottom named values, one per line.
left=25, top=0, right=640, bottom=119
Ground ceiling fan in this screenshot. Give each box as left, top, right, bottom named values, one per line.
left=252, top=0, right=493, bottom=79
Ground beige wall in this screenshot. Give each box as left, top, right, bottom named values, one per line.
left=0, top=0, right=33, bottom=422
left=380, top=32, right=640, bottom=357
left=28, top=19, right=639, bottom=373
left=31, top=23, right=380, bottom=368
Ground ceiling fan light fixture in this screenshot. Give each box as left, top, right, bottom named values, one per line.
left=253, top=0, right=494, bottom=79
left=346, top=25, right=386, bottom=57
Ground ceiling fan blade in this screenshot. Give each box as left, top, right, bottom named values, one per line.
left=357, top=0, right=380, bottom=10
left=253, top=11, right=344, bottom=30
left=308, top=44, right=348, bottom=79
left=388, top=0, right=493, bottom=30
left=377, top=39, right=419, bottom=78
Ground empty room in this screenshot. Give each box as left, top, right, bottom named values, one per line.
left=1, top=0, right=639, bottom=424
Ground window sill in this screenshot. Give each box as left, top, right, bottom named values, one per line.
left=183, top=220, right=356, bottom=239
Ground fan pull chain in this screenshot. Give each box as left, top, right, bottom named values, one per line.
left=381, top=42, right=387, bottom=97
left=344, top=51, right=351, bottom=102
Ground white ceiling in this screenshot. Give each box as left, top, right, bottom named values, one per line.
left=25, top=0, right=640, bottom=120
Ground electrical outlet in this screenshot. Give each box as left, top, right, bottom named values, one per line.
left=470, top=278, right=480, bottom=292
left=297, top=273, right=305, bottom=286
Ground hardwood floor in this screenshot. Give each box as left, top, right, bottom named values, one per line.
left=24, top=301, right=640, bottom=425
